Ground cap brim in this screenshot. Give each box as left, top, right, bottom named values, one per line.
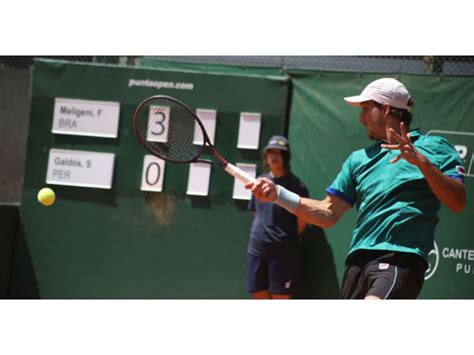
left=344, top=95, right=371, bottom=107
left=264, top=144, right=288, bottom=151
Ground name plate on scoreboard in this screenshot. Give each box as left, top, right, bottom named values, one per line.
left=52, top=98, right=120, bottom=138
left=46, top=149, right=115, bottom=189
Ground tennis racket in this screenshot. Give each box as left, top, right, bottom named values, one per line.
left=133, top=95, right=256, bottom=184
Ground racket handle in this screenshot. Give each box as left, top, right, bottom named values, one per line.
left=224, top=163, right=256, bottom=184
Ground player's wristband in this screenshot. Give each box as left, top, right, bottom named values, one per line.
left=275, top=185, right=301, bottom=214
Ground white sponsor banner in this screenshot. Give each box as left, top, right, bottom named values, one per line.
left=52, top=98, right=120, bottom=138
left=46, top=149, right=115, bottom=189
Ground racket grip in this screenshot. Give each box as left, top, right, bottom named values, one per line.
left=224, top=163, right=256, bottom=184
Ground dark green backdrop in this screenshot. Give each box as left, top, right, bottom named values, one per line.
left=13, top=61, right=474, bottom=299
left=16, top=60, right=290, bottom=298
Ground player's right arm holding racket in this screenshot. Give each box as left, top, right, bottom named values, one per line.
left=246, top=177, right=351, bottom=229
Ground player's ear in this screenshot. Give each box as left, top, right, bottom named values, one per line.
left=382, top=104, right=391, bottom=116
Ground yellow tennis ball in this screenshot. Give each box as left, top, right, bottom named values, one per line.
left=37, top=187, right=55, bottom=206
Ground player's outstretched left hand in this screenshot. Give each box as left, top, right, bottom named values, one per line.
left=381, top=122, right=427, bottom=167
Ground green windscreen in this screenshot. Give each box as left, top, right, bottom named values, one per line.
left=17, top=59, right=290, bottom=298
left=15, top=61, right=473, bottom=299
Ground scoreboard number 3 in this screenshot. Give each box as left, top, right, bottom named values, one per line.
left=147, top=105, right=170, bottom=143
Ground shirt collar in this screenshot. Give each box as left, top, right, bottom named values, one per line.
left=378, top=128, right=421, bottom=144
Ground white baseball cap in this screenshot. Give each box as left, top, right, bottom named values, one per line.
left=344, top=78, right=413, bottom=110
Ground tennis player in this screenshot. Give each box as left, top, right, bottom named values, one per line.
left=247, top=135, right=309, bottom=299
left=247, top=78, right=466, bottom=299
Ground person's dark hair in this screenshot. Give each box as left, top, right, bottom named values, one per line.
left=372, top=99, right=414, bottom=126
left=262, top=149, right=291, bottom=174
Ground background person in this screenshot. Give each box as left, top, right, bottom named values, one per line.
left=247, top=135, right=309, bottom=299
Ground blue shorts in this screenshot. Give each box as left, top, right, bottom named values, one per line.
left=247, top=246, right=298, bottom=295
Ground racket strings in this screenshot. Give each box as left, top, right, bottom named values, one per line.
left=135, top=98, right=204, bottom=162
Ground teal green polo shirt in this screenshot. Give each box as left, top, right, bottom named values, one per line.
left=327, top=130, right=465, bottom=261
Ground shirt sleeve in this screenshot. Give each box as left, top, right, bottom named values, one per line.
left=425, top=137, right=465, bottom=183
left=326, top=154, right=356, bottom=206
